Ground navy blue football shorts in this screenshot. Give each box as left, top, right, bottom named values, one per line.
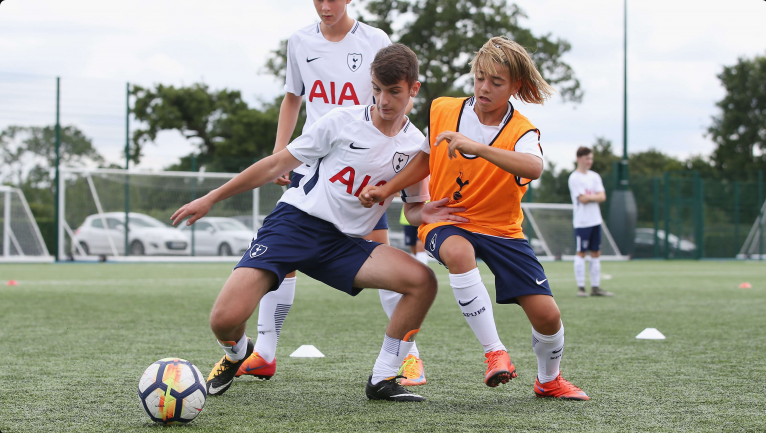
left=403, top=225, right=419, bottom=246
left=575, top=224, right=602, bottom=252
left=291, top=173, right=387, bottom=231
left=235, top=203, right=381, bottom=295
left=423, top=225, right=553, bottom=304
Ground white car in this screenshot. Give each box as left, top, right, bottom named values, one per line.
left=73, top=212, right=191, bottom=256
left=177, top=217, right=254, bottom=256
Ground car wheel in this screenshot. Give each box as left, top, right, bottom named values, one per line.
left=130, top=240, right=145, bottom=256
left=78, top=242, right=90, bottom=256
left=218, top=243, right=233, bottom=256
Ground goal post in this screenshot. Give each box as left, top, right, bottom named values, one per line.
left=737, top=199, right=766, bottom=259
left=0, top=185, right=53, bottom=262
left=521, top=203, right=627, bottom=261
left=58, top=168, right=286, bottom=262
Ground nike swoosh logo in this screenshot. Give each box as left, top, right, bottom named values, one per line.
left=207, top=379, right=233, bottom=395
left=307, top=57, right=320, bottom=62
left=536, top=278, right=548, bottom=285
left=349, top=142, right=369, bottom=150
left=552, top=347, right=563, bottom=354
left=245, top=365, right=266, bottom=372
left=458, top=296, right=478, bottom=307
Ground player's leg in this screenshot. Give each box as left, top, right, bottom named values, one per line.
left=241, top=176, right=305, bottom=378
left=352, top=245, right=437, bottom=401
left=376, top=218, right=428, bottom=385
left=574, top=228, right=588, bottom=297
left=425, top=226, right=513, bottom=387
left=588, top=226, right=612, bottom=296
left=516, top=294, right=588, bottom=400
left=206, top=267, right=276, bottom=395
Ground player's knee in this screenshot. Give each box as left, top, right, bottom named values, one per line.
left=439, top=239, right=476, bottom=272
left=539, top=308, right=561, bottom=330
left=590, top=251, right=601, bottom=258
left=209, top=310, right=238, bottom=336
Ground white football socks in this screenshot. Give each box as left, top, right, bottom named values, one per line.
left=450, top=268, right=505, bottom=353
left=371, top=334, right=414, bottom=385
left=574, top=255, right=586, bottom=288
left=218, top=333, right=249, bottom=362
left=254, top=277, right=296, bottom=363
left=532, top=324, right=564, bottom=384
left=589, top=257, right=601, bottom=288
left=415, top=252, right=429, bottom=265
left=378, top=290, right=420, bottom=358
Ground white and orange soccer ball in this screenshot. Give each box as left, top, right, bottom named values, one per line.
left=138, top=358, right=206, bottom=425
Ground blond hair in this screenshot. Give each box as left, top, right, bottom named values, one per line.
left=469, top=36, right=555, bottom=105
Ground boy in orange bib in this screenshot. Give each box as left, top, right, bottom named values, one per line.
left=360, top=37, right=588, bottom=400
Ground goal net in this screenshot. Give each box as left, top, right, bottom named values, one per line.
left=59, top=168, right=410, bottom=261
left=521, top=203, right=627, bottom=261
left=738, top=200, right=766, bottom=259
left=0, top=186, right=53, bottom=262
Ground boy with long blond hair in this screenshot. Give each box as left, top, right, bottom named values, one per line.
left=361, top=36, right=589, bottom=400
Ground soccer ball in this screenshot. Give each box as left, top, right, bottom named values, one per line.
left=138, top=358, right=206, bottom=425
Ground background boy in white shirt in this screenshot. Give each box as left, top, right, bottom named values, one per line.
left=568, top=147, right=614, bottom=297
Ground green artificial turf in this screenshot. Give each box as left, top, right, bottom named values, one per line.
left=0, top=260, right=764, bottom=432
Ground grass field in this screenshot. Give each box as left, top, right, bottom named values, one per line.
left=1, top=260, right=765, bottom=432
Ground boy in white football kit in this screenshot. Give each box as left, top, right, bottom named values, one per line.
left=242, top=0, right=428, bottom=385
left=171, top=44, right=460, bottom=402
left=568, top=146, right=613, bottom=297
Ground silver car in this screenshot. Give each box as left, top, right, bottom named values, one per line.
left=177, top=217, right=255, bottom=256
left=72, top=212, right=191, bottom=256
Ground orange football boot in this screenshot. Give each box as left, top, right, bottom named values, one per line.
left=534, top=373, right=589, bottom=400
left=484, top=350, right=517, bottom=387
left=398, top=354, right=427, bottom=386
left=235, top=352, right=276, bottom=380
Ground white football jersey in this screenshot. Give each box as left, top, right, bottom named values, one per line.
left=285, top=21, right=392, bottom=175
left=281, top=105, right=428, bottom=237
left=568, top=170, right=605, bottom=228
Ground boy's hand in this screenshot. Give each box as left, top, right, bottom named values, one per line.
left=421, top=198, right=469, bottom=224
left=435, top=131, right=482, bottom=159
left=359, top=185, right=387, bottom=208
left=170, top=195, right=214, bottom=226
left=273, top=172, right=291, bottom=186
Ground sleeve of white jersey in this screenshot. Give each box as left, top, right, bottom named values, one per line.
left=514, top=131, right=544, bottom=169
left=284, top=34, right=304, bottom=96
left=286, top=110, right=341, bottom=163
left=420, top=134, right=431, bottom=154
left=400, top=171, right=430, bottom=203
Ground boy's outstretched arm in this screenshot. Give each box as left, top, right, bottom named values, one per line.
left=359, top=151, right=430, bottom=207
left=435, top=131, right=543, bottom=180
left=171, top=150, right=302, bottom=226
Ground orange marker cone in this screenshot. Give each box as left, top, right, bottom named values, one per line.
left=6, top=280, right=18, bottom=286
left=739, top=282, right=752, bottom=289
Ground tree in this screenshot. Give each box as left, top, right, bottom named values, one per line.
left=0, top=125, right=104, bottom=220
left=264, top=0, right=582, bottom=129
left=132, top=85, right=305, bottom=172
left=708, top=54, right=766, bottom=181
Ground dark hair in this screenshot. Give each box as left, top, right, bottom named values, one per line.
left=576, top=147, right=592, bottom=158
left=370, top=43, right=419, bottom=87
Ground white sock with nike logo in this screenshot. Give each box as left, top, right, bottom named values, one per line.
left=450, top=268, right=505, bottom=353
left=574, top=255, right=586, bottom=288
left=378, top=290, right=419, bottom=357
left=589, top=257, right=601, bottom=288
left=254, top=277, right=296, bottom=363
left=532, top=324, right=564, bottom=384
left=371, top=334, right=414, bottom=385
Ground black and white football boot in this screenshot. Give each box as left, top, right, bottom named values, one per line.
left=365, top=375, right=426, bottom=402
left=206, top=337, right=254, bottom=396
